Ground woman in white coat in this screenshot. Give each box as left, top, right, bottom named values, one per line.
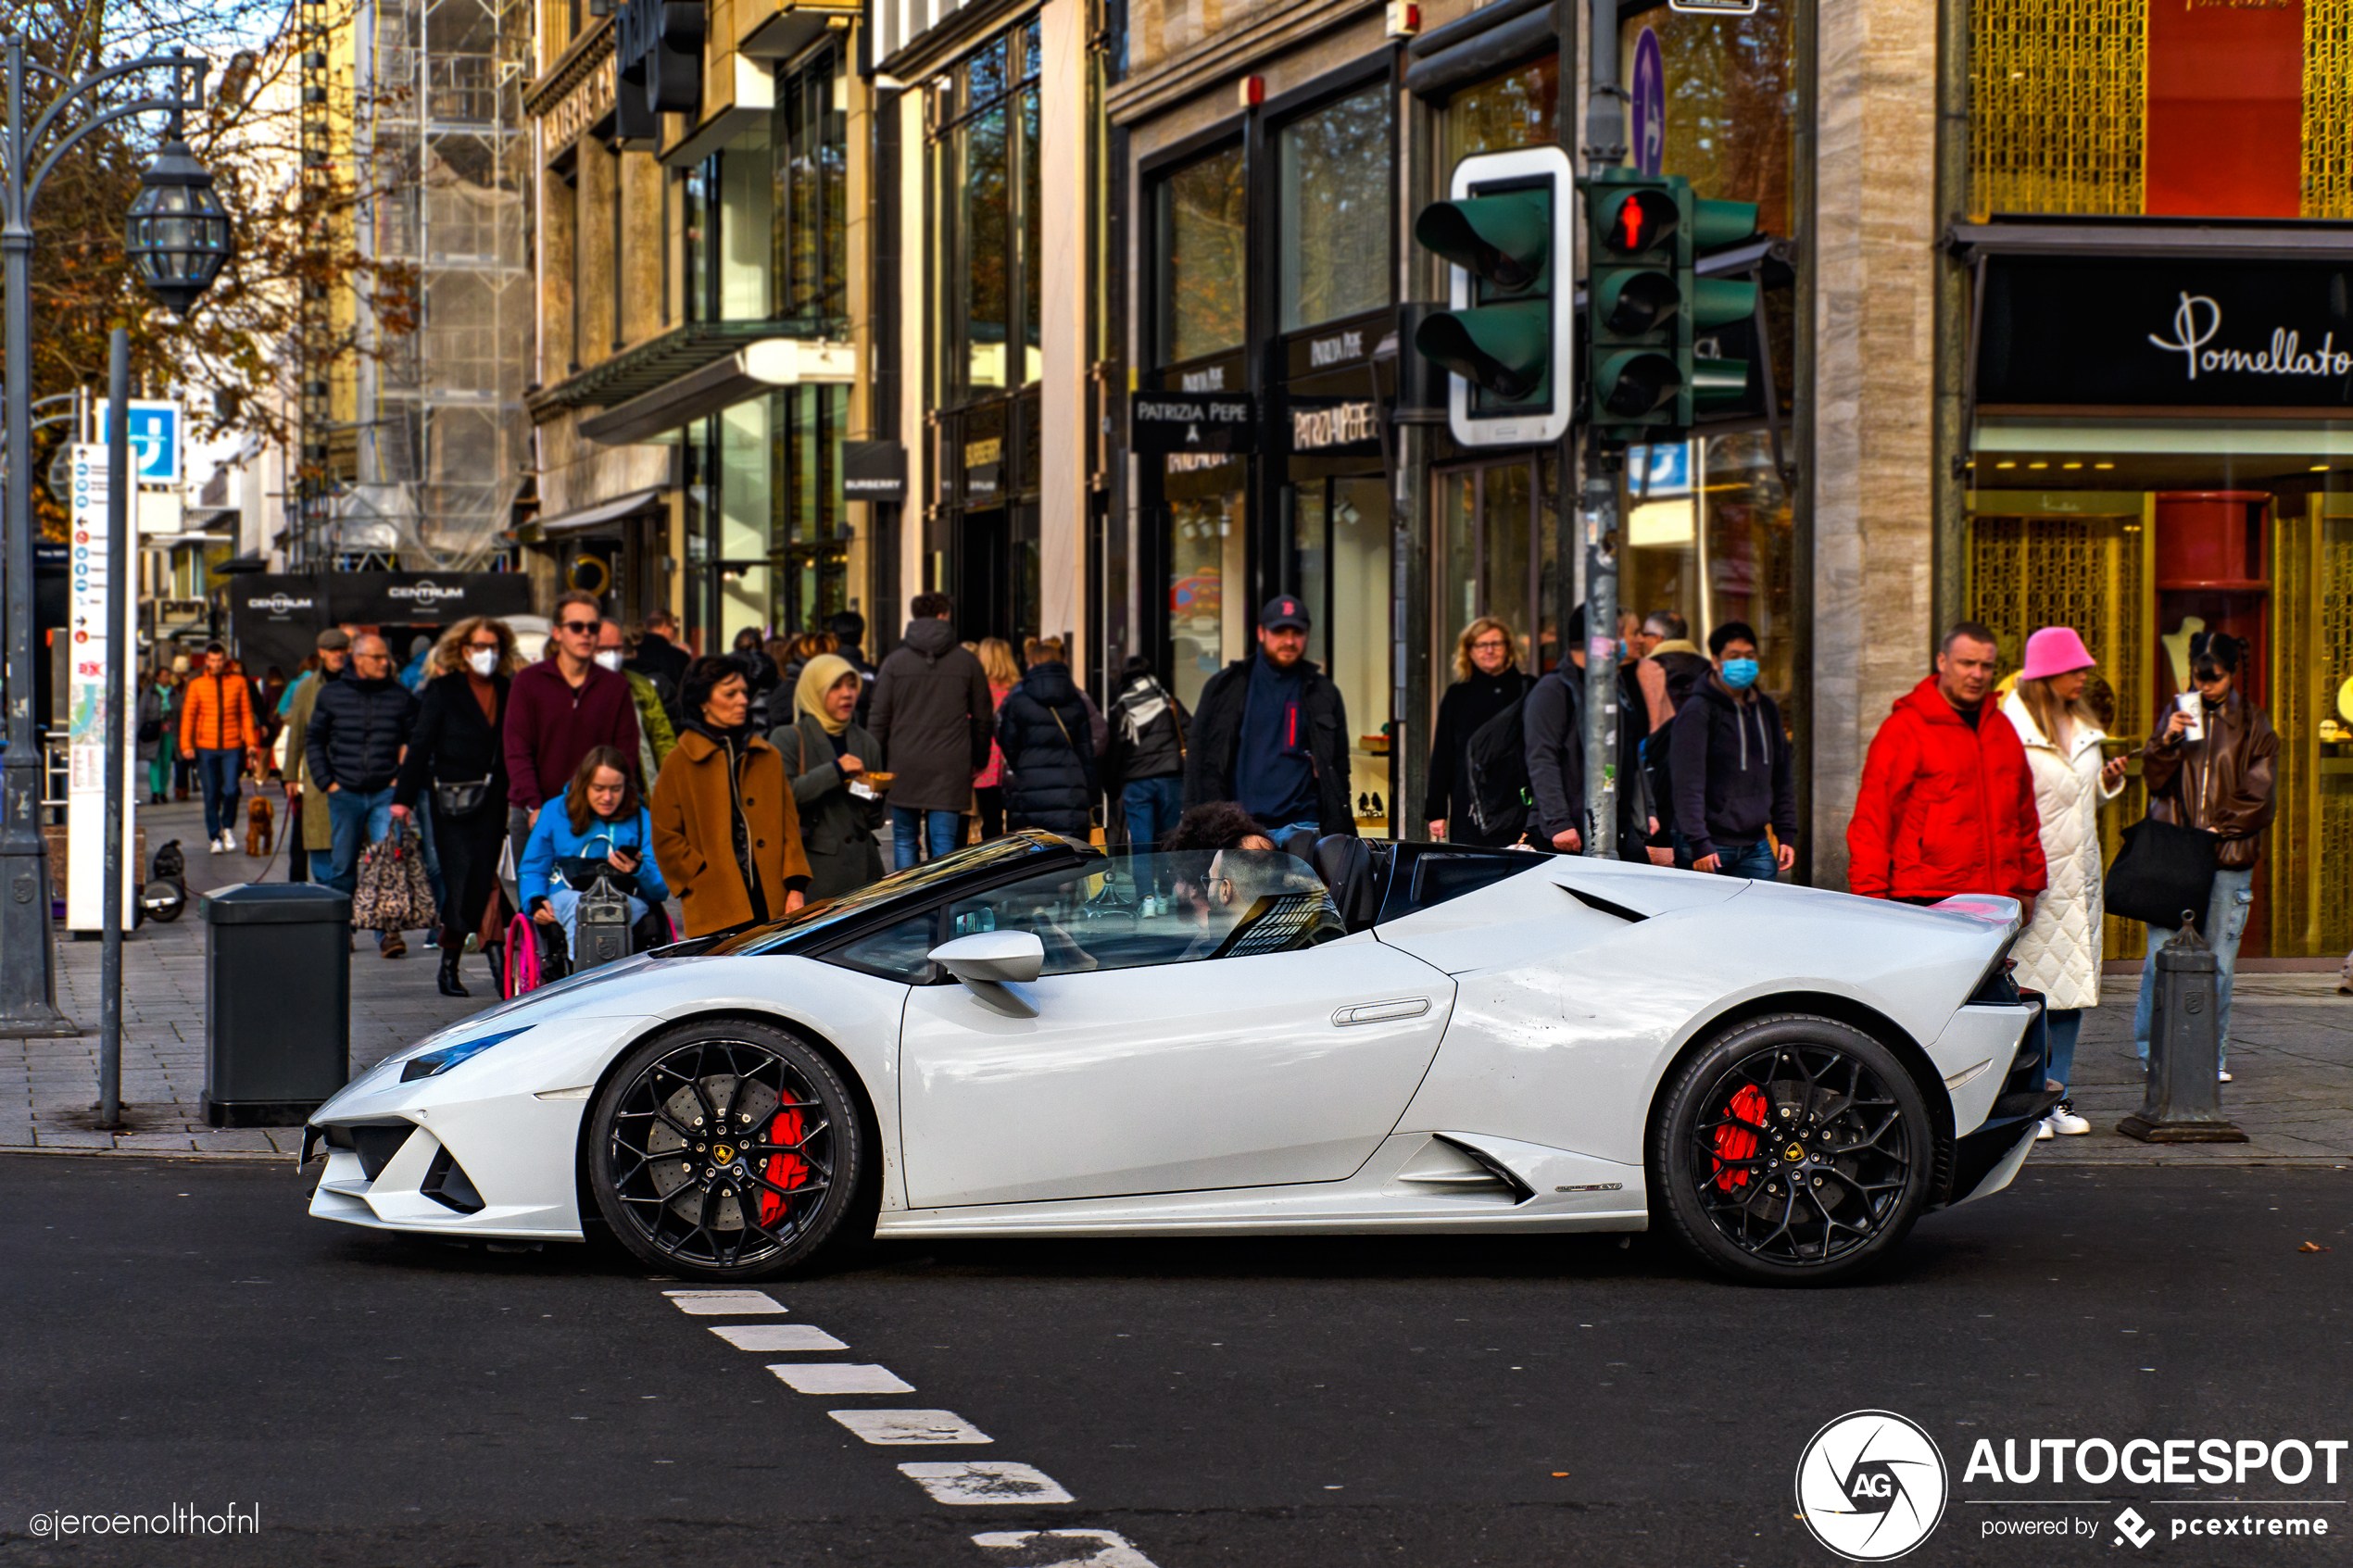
left=2001, top=627, right=2128, bottom=1137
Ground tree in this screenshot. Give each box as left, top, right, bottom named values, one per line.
left=11, top=0, right=418, bottom=536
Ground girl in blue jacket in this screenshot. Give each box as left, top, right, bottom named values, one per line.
left=521, top=745, right=669, bottom=962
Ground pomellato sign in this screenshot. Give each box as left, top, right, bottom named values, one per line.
left=1977, top=255, right=2353, bottom=408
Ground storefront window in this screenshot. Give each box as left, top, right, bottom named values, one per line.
left=1436, top=457, right=1560, bottom=678
left=717, top=398, right=774, bottom=644
left=1443, top=56, right=1558, bottom=164
left=1277, top=85, right=1392, bottom=332
left=774, top=384, right=850, bottom=633
left=1154, top=144, right=1246, bottom=365
left=1293, top=475, right=1391, bottom=810
left=775, top=46, right=848, bottom=324
left=1971, top=0, right=2349, bottom=220
left=939, top=20, right=1042, bottom=404
left=1166, top=456, right=1247, bottom=709
left=1966, top=428, right=2353, bottom=960
left=1618, top=2, right=1793, bottom=237
left=1618, top=432, right=1794, bottom=696
left=719, top=130, right=774, bottom=319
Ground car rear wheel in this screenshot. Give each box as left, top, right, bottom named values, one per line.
left=1653, top=1014, right=1932, bottom=1286
left=588, top=1019, right=867, bottom=1281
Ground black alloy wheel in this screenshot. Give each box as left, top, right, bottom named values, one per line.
left=1653, top=1014, right=1932, bottom=1286
left=588, top=1019, right=867, bottom=1280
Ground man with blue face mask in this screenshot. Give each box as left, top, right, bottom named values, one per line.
left=1668, top=621, right=1796, bottom=880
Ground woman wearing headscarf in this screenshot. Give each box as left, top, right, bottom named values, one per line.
left=652, top=654, right=813, bottom=936
left=770, top=651, right=887, bottom=901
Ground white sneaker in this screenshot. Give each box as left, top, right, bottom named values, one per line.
left=207, top=834, right=223, bottom=854
left=2218, top=1068, right=2233, bottom=1083
left=2035, top=1117, right=2056, bottom=1140
left=220, top=832, right=237, bottom=854
left=2048, top=1101, right=2091, bottom=1135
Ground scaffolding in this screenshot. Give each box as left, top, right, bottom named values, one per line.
left=291, top=0, right=531, bottom=570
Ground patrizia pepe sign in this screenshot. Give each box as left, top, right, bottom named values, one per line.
left=1977, top=256, right=2353, bottom=408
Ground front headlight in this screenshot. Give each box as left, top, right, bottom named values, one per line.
left=400, top=1026, right=535, bottom=1082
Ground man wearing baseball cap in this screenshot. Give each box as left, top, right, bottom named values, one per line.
left=1181, top=594, right=1354, bottom=840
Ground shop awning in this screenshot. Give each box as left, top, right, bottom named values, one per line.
left=526, top=320, right=842, bottom=422
left=1948, top=216, right=2353, bottom=262
left=532, top=486, right=668, bottom=539
left=578, top=338, right=857, bottom=446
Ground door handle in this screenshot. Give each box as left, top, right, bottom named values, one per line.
left=1331, top=997, right=1431, bottom=1027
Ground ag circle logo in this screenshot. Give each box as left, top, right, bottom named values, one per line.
left=1795, top=1410, right=1947, bottom=1562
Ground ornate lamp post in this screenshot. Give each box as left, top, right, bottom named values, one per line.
left=1, top=39, right=218, bottom=1035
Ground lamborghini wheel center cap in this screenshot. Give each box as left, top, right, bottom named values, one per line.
left=711, top=1144, right=736, bottom=1164
left=1783, top=1143, right=1806, bottom=1163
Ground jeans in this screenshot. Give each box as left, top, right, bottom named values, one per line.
left=1706, top=837, right=1780, bottom=882
left=1122, top=776, right=1184, bottom=854
left=892, top=807, right=963, bottom=870
left=326, top=786, right=397, bottom=897
left=195, top=748, right=244, bottom=840
left=2133, top=863, right=2256, bottom=1070
left=2045, top=1007, right=2083, bottom=1091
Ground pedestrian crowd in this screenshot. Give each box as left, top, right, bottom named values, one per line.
left=166, top=573, right=2305, bottom=1095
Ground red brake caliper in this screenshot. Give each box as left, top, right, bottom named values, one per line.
left=759, top=1106, right=812, bottom=1227
left=1712, top=1084, right=1769, bottom=1192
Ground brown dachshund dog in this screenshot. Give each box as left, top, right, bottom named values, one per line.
left=244, top=794, right=274, bottom=858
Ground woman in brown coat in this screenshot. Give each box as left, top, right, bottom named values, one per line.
left=651, top=655, right=813, bottom=936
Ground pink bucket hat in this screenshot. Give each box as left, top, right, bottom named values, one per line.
left=2020, top=626, right=2095, bottom=682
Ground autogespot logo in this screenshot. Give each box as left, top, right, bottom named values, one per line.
left=1796, top=1411, right=1949, bottom=1562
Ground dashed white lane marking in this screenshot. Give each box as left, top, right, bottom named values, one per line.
left=767, top=1362, right=915, bottom=1395
left=662, top=1289, right=786, bottom=1315
left=829, top=1409, right=993, bottom=1445
left=972, top=1530, right=1159, bottom=1567
left=709, top=1323, right=848, bottom=1352
left=898, top=1461, right=1073, bottom=1505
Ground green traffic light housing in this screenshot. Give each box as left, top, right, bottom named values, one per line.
left=1585, top=173, right=1767, bottom=440
left=1413, top=194, right=1549, bottom=292
left=1411, top=145, right=1577, bottom=448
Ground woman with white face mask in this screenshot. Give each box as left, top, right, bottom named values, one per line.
left=392, top=616, right=519, bottom=996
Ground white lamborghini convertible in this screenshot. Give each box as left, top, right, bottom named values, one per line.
left=303, top=831, right=2057, bottom=1285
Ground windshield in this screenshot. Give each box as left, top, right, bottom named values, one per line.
left=697, top=833, right=1082, bottom=956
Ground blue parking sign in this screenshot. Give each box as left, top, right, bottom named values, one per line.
left=95, top=400, right=181, bottom=484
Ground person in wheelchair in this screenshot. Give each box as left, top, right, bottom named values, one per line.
left=520, top=745, right=671, bottom=975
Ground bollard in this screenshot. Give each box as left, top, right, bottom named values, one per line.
left=2119, top=910, right=2247, bottom=1144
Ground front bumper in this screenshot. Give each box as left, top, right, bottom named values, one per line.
left=303, top=1014, right=650, bottom=1241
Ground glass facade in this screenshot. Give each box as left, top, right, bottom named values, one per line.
left=939, top=21, right=1044, bottom=402
left=1277, top=85, right=1391, bottom=332
left=1153, top=144, right=1246, bottom=364
left=677, top=45, right=856, bottom=648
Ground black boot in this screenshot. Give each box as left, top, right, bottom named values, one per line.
left=437, top=944, right=470, bottom=997
left=484, top=942, right=506, bottom=997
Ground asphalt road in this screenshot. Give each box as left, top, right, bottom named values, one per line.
left=2, top=1156, right=2348, bottom=1568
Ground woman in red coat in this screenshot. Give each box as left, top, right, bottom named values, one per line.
left=1844, top=622, right=2047, bottom=906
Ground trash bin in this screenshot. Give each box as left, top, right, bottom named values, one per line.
left=199, top=883, right=351, bottom=1128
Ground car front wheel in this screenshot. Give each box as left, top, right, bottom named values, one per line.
left=588, top=1019, right=867, bottom=1281
left=1653, top=1013, right=1933, bottom=1286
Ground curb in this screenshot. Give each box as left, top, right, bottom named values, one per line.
left=0, top=1145, right=295, bottom=1164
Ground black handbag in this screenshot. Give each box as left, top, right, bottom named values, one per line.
left=433, top=774, right=493, bottom=817
left=2103, top=815, right=2218, bottom=930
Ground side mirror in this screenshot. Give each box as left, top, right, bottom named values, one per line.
left=927, top=929, right=1044, bottom=1016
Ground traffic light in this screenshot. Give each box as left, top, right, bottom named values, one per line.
left=1682, top=194, right=1762, bottom=424
left=1585, top=171, right=1766, bottom=441
left=1411, top=145, right=1576, bottom=449
left=1584, top=169, right=1682, bottom=442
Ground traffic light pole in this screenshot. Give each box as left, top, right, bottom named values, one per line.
left=1579, top=0, right=1624, bottom=859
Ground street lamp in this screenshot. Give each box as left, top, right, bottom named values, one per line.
left=0, top=38, right=217, bottom=1035
left=125, top=132, right=233, bottom=318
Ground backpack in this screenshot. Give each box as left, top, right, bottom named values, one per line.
left=1464, top=692, right=1540, bottom=842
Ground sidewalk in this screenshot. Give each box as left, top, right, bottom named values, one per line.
left=1, top=796, right=497, bottom=1157
left=5, top=800, right=2350, bottom=1165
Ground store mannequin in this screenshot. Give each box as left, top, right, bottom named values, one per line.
left=2160, top=615, right=2205, bottom=694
